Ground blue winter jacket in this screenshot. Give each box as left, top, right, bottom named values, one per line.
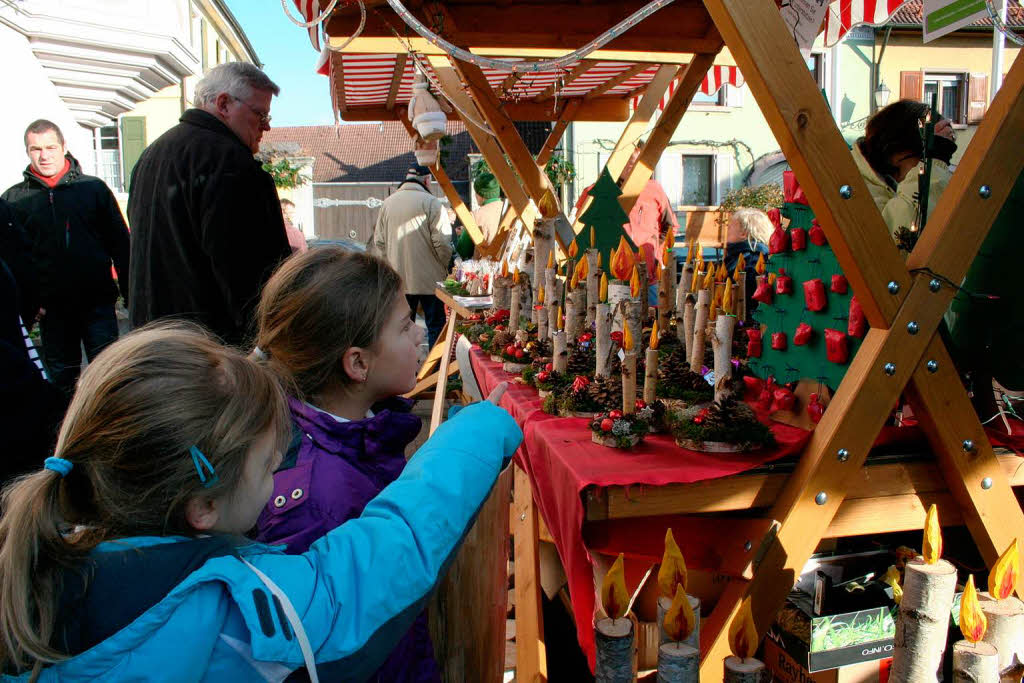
left=4, top=402, right=522, bottom=682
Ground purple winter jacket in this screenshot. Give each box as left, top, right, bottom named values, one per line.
left=255, top=395, right=440, bottom=683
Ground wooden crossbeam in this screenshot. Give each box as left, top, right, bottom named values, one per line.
left=536, top=99, right=581, bottom=167
left=338, top=98, right=630, bottom=122
left=537, top=60, right=597, bottom=100
left=385, top=53, right=407, bottom=111
left=585, top=63, right=650, bottom=100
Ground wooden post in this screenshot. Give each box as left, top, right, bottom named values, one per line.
left=690, top=290, right=710, bottom=370
left=979, top=593, right=1024, bottom=675
left=656, top=642, right=699, bottom=683
left=891, top=558, right=958, bottom=681
left=595, top=617, right=634, bottom=683
left=952, top=641, right=999, bottom=683
left=513, top=466, right=547, bottom=682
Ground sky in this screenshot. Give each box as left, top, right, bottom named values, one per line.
left=224, top=0, right=337, bottom=127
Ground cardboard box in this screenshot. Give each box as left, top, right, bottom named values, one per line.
left=764, top=637, right=892, bottom=683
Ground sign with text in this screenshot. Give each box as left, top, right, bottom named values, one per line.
left=923, top=0, right=987, bottom=42
left=780, top=0, right=831, bottom=56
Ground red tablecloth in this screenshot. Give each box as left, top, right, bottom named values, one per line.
left=469, top=348, right=812, bottom=667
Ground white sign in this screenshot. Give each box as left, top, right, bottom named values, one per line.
left=923, top=0, right=987, bottom=42
left=780, top=0, right=831, bottom=56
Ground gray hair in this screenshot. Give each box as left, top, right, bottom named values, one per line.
left=731, top=207, right=775, bottom=246
left=194, top=63, right=280, bottom=108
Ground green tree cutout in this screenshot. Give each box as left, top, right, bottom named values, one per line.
left=572, top=168, right=636, bottom=256
left=748, top=202, right=864, bottom=390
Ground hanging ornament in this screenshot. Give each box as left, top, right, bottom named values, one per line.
left=830, top=273, right=848, bottom=294
left=809, top=218, right=827, bottom=246
left=769, top=225, right=790, bottom=254
left=771, top=332, right=788, bottom=351
left=746, top=328, right=763, bottom=358
left=742, top=375, right=764, bottom=401
left=408, top=71, right=450, bottom=141
left=752, top=276, right=773, bottom=305
left=790, top=227, right=807, bottom=251
left=802, top=278, right=827, bottom=312
left=755, top=377, right=775, bottom=412
left=775, top=268, right=793, bottom=295
left=848, top=295, right=867, bottom=338
left=806, top=392, right=825, bottom=423
left=793, top=322, right=813, bottom=346
left=767, top=208, right=782, bottom=230
left=825, top=328, right=849, bottom=364
left=771, top=386, right=796, bottom=412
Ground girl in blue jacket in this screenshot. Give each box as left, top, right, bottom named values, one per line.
left=0, top=323, right=520, bottom=682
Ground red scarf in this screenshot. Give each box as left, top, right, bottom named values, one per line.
left=29, top=158, right=71, bottom=188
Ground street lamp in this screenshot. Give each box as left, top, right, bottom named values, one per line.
left=874, top=81, right=891, bottom=110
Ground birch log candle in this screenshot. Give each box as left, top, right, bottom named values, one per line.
left=953, top=574, right=999, bottom=683
left=892, top=505, right=958, bottom=681
left=492, top=260, right=512, bottom=311
left=676, top=242, right=695, bottom=346
left=657, top=529, right=700, bottom=652
left=567, top=263, right=587, bottom=342
left=586, top=226, right=600, bottom=326
left=510, top=269, right=522, bottom=331
left=657, top=584, right=699, bottom=683
left=621, top=324, right=637, bottom=415
left=724, top=600, right=765, bottom=683
left=595, top=554, right=634, bottom=683
left=981, top=539, right=1024, bottom=676
left=536, top=285, right=548, bottom=340
left=731, top=252, right=747, bottom=322
left=657, top=261, right=672, bottom=340
left=643, top=318, right=660, bottom=405
left=638, top=257, right=649, bottom=323
left=553, top=313, right=568, bottom=374
left=623, top=268, right=644, bottom=362
left=689, top=269, right=713, bottom=371
left=533, top=219, right=553, bottom=300
left=713, top=279, right=737, bottom=402
left=596, top=273, right=611, bottom=378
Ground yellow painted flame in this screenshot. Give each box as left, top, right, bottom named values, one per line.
left=716, top=261, right=728, bottom=282
left=600, top=272, right=609, bottom=303
left=691, top=264, right=703, bottom=293
left=611, top=239, right=635, bottom=281
left=883, top=565, right=903, bottom=605
left=650, top=318, right=661, bottom=350
left=537, top=285, right=545, bottom=306
left=513, top=268, right=520, bottom=284
left=538, top=189, right=559, bottom=218
left=546, top=249, right=555, bottom=270
left=630, top=266, right=642, bottom=298
left=558, top=306, right=565, bottom=330
left=570, top=268, right=580, bottom=290
left=723, top=279, right=734, bottom=315
left=755, top=253, right=766, bottom=275
left=568, top=239, right=579, bottom=259
left=960, top=574, right=988, bottom=643
left=729, top=599, right=758, bottom=660
left=733, top=253, right=746, bottom=281
left=501, top=260, right=509, bottom=278
left=657, top=528, right=687, bottom=597
left=623, top=321, right=634, bottom=352
left=923, top=503, right=943, bottom=564
left=701, top=265, right=715, bottom=290
left=654, top=261, right=663, bottom=281
left=597, top=250, right=603, bottom=270
left=601, top=554, right=629, bottom=620
left=578, top=256, right=589, bottom=280
left=696, top=243, right=704, bottom=264
left=664, top=584, right=696, bottom=643
left=590, top=226, right=596, bottom=248
left=686, top=240, right=695, bottom=265
left=989, top=538, right=1020, bottom=600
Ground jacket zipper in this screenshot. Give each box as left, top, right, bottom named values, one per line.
left=47, top=190, right=69, bottom=248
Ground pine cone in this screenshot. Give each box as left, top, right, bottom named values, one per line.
left=490, top=330, right=515, bottom=353
left=586, top=375, right=623, bottom=412
left=567, top=343, right=595, bottom=376
left=658, top=347, right=707, bottom=391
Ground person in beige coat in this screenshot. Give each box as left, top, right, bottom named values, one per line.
left=851, top=99, right=956, bottom=243
left=371, top=165, right=453, bottom=347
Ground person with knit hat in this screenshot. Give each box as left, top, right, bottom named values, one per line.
left=455, top=171, right=504, bottom=261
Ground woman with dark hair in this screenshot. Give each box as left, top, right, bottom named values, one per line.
left=851, top=99, right=957, bottom=237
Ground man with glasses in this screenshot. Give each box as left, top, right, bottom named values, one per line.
left=127, top=63, right=291, bottom=345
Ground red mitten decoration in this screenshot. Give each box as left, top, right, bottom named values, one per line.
left=793, top=322, right=813, bottom=346
left=825, top=328, right=849, bottom=364
left=809, top=219, right=827, bottom=246
left=767, top=208, right=782, bottom=230
left=803, top=278, right=827, bottom=312
left=743, top=375, right=764, bottom=401
left=791, top=227, right=807, bottom=251
left=755, top=387, right=773, bottom=413
left=746, top=328, right=763, bottom=358
left=771, top=332, right=788, bottom=350
left=752, top=276, right=773, bottom=305
left=848, top=295, right=867, bottom=338
left=806, top=392, right=825, bottom=423
left=784, top=170, right=809, bottom=205
left=769, top=225, right=790, bottom=254
left=771, top=387, right=796, bottom=412
left=830, top=274, right=848, bottom=294
left=775, top=268, right=793, bottom=295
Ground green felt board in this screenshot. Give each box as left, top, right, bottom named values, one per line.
left=748, top=203, right=863, bottom=390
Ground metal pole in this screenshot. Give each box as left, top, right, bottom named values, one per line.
left=991, top=0, right=1007, bottom=101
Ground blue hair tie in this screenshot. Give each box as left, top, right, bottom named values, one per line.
left=189, top=446, right=219, bottom=488
left=44, top=457, right=73, bottom=477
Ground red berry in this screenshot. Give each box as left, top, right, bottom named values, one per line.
left=600, top=418, right=614, bottom=432
left=545, top=362, right=554, bottom=372
left=515, top=349, right=524, bottom=359
left=635, top=399, right=647, bottom=410
left=609, top=410, right=623, bottom=419
left=536, top=371, right=550, bottom=382
left=505, top=344, right=516, bottom=356
left=693, top=416, right=704, bottom=424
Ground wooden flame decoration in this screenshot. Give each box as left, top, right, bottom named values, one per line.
left=733, top=253, right=746, bottom=282
left=513, top=268, right=520, bottom=284
left=989, top=538, right=1020, bottom=600
left=959, top=575, right=988, bottom=643
left=723, top=279, right=734, bottom=315
left=923, top=503, right=943, bottom=565
left=729, top=599, right=758, bottom=660
left=601, top=553, right=629, bottom=620
left=691, top=264, right=703, bottom=293
left=537, top=285, right=545, bottom=306
left=883, top=565, right=903, bottom=605
left=623, top=321, right=635, bottom=352
left=716, top=261, right=728, bottom=282
left=600, top=272, right=609, bottom=303
left=686, top=240, right=696, bottom=264
left=755, top=252, right=766, bottom=275
left=568, top=239, right=579, bottom=259
left=570, top=268, right=580, bottom=290
left=577, top=255, right=589, bottom=280
left=630, top=265, right=642, bottom=298
left=696, top=243, right=704, bottom=265
left=657, top=528, right=687, bottom=597
left=610, top=238, right=635, bottom=281
left=664, top=584, right=697, bottom=642
left=590, top=226, right=596, bottom=248
left=501, top=260, right=509, bottom=278
left=546, top=249, right=555, bottom=270
left=650, top=318, right=661, bottom=350
left=701, top=265, right=716, bottom=290
left=558, top=305, right=565, bottom=331
left=538, top=189, right=559, bottom=218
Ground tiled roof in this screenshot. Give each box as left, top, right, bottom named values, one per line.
left=888, top=0, right=1024, bottom=27
left=261, top=121, right=552, bottom=184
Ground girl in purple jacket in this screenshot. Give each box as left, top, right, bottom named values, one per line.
left=252, top=247, right=439, bottom=682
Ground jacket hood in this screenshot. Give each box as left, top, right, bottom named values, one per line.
left=287, top=395, right=422, bottom=462
left=21, top=153, right=84, bottom=188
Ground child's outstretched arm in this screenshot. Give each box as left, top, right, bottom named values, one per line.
left=239, top=387, right=519, bottom=679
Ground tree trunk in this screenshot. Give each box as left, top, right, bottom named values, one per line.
left=596, top=303, right=612, bottom=377
left=891, top=558, right=958, bottom=682
left=657, top=642, right=698, bottom=683
left=690, top=290, right=711, bottom=370
left=586, top=250, right=600, bottom=326
left=980, top=593, right=1024, bottom=676
left=724, top=656, right=766, bottom=683
left=952, top=640, right=999, bottom=683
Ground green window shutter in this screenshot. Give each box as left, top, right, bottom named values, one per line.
left=120, top=117, right=146, bottom=193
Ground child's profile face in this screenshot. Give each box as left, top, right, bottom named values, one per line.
left=365, top=290, right=424, bottom=400
left=210, top=428, right=283, bottom=535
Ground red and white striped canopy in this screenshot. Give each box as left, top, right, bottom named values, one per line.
left=823, top=0, right=907, bottom=46
left=293, top=0, right=322, bottom=52
left=630, top=64, right=744, bottom=111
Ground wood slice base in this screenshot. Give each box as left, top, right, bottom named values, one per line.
left=490, top=354, right=504, bottom=363
left=724, top=656, right=766, bottom=683
left=592, top=433, right=640, bottom=449
left=503, top=361, right=529, bottom=373
left=953, top=640, right=999, bottom=683
left=676, top=438, right=749, bottom=453
left=538, top=389, right=552, bottom=398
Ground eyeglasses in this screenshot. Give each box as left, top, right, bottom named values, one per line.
left=232, top=96, right=271, bottom=126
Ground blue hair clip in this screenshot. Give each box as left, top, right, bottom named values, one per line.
left=44, top=456, right=73, bottom=477
left=189, top=446, right=219, bottom=488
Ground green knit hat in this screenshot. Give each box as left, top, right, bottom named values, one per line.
left=474, top=172, right=500, bottom=200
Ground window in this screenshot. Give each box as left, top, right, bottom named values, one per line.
left=93, top=126, right=122, bottom=193
left=806, top=53, right=825, bottom=88
left=682, top=155, right=714, bottom=206
left=923, top=73, right=967, bottom=124
left=691, top=89, right=726, bottom=106
left=215, top=39, right=222, bottom=65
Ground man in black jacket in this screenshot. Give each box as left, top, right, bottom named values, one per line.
left=127, top=62, right=291, bottom=346
left=2, top=120, right=130, bottom=395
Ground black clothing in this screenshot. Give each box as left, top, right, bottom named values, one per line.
left=1, top=155, right=129, bottom=311
left=0, top=198, right=38, bottom=327
left=38, top=301, right=119, bottom=394
left=127, top=109, right=291, bottom=345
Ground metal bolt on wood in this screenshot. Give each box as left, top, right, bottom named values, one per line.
left=837, top=448, right=850, bottom=462
left=907, top=321, right=919, bottom=334
left=815, top=492, right=827, bottom=505
left=838, top=184, right=852, bottom=199
left=929, top=279, right=942, bottom=292
left=979, top=185, right=992, bottom=199
left=926, top=360, right=939, bottom=373
left=884, top=362, right=896, bottom=376
left=744, top=540, right=752, bottom=552
left=981, top=477, right=993, bottom=490
left=962, top=439, right=975, bottom=453
left=887, top=281, right=900, bottom=294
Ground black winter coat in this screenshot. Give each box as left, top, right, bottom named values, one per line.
left=0, top=198, right=39, bottom=326
left=1, top=155, right=129, bottom=312
left=127, top=109, right=290, bottom=346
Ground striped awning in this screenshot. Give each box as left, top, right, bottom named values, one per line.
left=630, top=64, right=744, bottom=111
left=823, top=0, right=908, bottom=46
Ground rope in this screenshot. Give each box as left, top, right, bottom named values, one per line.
left=383, top=0, right=676, bottom=73
left=280, top=0, right=341, bottom=28
left=985, top=0, right=1024, bottom=45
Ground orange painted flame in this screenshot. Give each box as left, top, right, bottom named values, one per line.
left=723, top=279, right=734, bottom=315
left=537, top=285, right=545, bottom=306
left=960, top=574, right=988, bottom=643
left=989, top=538, right=1020, bottom=600
left=729, top=599, right=758, bottom=660
left=883, top=565, right=903, bottom=605
left=716, top=261, right=728, bottom=282
left=577, top=255, right=589, bottom=280
left=755, top=252, right=766, bottom=275
left=923, top=503, right=942, bottom=564
left=654, top=261, right=663, bottom=281
left=600, top=272, right=609, bottom=303
left=590, top=226, right=596, bottom=249
left=558, top=306, right=565, bottom=331
left=696, top=243, right=704, bottom=265
left=538, top=189, right=559, bottom=218
left=657, top=528, right=687, bottom=597
left=601, top=554, right=629, bottom=620
left=570, top=268, right=580, bottom=290
left=650, top=318, right=661, bottom=350
left=546, top=249, right=555, bottom=270
left=610, top=239, right=635, bottom=281
left=664, top=584, right=696, bottom=643
left=568, top=239, right=580, bottom=259
left=701, top=265, right=716, bottom=290
left=630, top=266, right=642, bottom=298
left=623, top=322, right=634, bottom=352
left=597, top=250, right=603, bottom=270
left=513, top=268, right=520, bottom=284
left=691, top=264, right=703, bottom=293
left=501, top=260, right=509, bottom=278
left=686, top=240, right=696, bottom=265
left=733, top=253, right=746, bottom=282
